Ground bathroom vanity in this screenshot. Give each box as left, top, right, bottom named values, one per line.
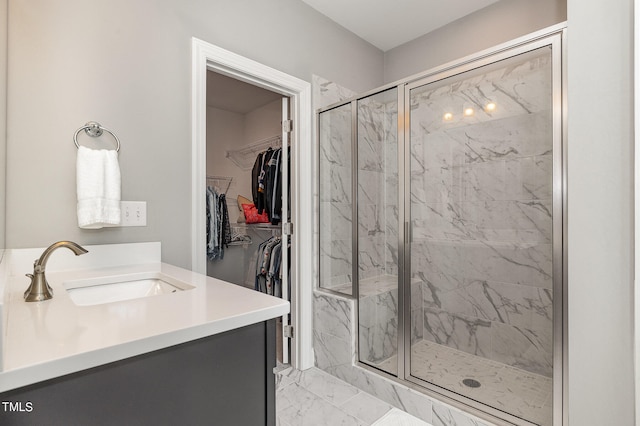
left=0, top=242, right=289, bottom=425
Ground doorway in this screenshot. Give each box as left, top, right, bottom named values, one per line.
left=205, top=70, right=291, bottom=363
left=191, top=38, right=313, bottom=370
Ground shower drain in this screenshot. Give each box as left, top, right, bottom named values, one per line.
left=462, top=378, right=481, bottom=388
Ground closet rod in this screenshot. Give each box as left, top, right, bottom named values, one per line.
left=227, top=134, right=282, bottom=156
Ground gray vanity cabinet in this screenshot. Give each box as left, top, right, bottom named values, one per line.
left=0, top=320, right=276, bottom=425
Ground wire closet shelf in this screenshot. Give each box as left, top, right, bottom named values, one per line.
left=206, top=175, right=233, bottom=195
left=225, top=134, right=281, bottom=170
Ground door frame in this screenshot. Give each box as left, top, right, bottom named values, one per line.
left=191, top=37, right=313, bottom=370
left=399, top=33, right=564, bottom=426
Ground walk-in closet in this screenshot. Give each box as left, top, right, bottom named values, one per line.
left=206, top=71, right=291, bottom=363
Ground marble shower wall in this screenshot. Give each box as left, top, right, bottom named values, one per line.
left=313, top=76, right=494, bottom=426
left=357, top=90, right=402, bottom=370
left=409, top=49, right=554, bottom=377
left=313, top=290, right=494, bottom=426
left=317, top=78, right=399, bottom=295
left=357, top=90, right=398, bottom=280
left=318, top=84, right=403, bottom=367
left=319, top=102, right=354, bottom=291
left=314, top=76, right=357, bottom=296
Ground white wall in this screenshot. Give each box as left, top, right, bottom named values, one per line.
left=244, top=99, right=282, bottom=146
left=567, top=0, right=635, bottom=424
left=206, top=106, right=244, bottom=207
left=383, top=0, right=566, bottom=83
left=4, top=0, right=383, bottom=268
left=0, top=0, right=6, bottom=250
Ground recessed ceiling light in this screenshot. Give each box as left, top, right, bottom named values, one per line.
left=484, top=102, right=496, bottom=112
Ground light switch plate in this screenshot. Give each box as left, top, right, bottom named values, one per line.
left=120, top=201, right=147, bottom=226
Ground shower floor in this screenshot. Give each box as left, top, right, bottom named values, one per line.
left=374, top=340, right=553, bottom=426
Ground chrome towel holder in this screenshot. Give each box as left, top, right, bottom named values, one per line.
left=73, top=121, right=121, bottom=152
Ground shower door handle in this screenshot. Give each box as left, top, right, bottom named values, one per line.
left=405, top=221, right=412, bottom=244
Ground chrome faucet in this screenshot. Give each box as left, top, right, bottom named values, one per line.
left=24, top=241, right=88, bottom=302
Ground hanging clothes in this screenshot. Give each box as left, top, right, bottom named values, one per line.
left=219, top=193, right=231, bottom=248
left=206, top=186, right=217, bottom=258
left=252, top=148, right=274, bottom=216
left=255, top=236, right=279, bottom=296
left=251, top=146, right=289, bottom=225
left=265, top=147, right=281, bottom=225
left=253, top=235, right=291, bottom=300
left=255, top=236, right=279, bottom=295
left=268, top=241, right=282, bottom=297
left=206, top=186, right=231, bottom=260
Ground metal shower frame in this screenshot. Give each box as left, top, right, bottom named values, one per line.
left=317, top=23, right=567, bottom=426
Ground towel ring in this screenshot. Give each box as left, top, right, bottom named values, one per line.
left=73, top=121, right=121, bottom=152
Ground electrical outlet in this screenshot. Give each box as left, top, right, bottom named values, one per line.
left=120, top=201, right=147, bottom=226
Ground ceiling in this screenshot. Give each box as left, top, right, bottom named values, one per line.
left=207, top=0, right=501, bottom=112
left=301, top=0, right=499, bottom=51
left=206, top=71, right=282, bottom=113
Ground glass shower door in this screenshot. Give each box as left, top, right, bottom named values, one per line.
left=406, top=46, right=556, bottom=425
left=319, top=103, right=354, bottom=296
left=356, top=88, right=399, bottom=375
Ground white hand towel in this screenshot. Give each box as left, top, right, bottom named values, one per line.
left=76, top=146, right=121, bottom=229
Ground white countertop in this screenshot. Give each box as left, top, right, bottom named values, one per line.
left=0, top=245, right=289, bottom=393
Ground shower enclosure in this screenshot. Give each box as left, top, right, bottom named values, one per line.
left=318, top=30, right=564, bottom=426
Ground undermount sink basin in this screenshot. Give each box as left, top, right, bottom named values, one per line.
left=64, top=272, right=195, bottom=306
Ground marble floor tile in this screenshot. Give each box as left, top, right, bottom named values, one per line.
left=373, top=408, right=432, bottom=425
left=291, top=367, right=361, bottom=405
left=373, top=340, right=552, bottom=425
left=338, top=390, right=394, bottom=424
left=277, top=381, right=365, bottom=426
left=276, top=367, right=398, bottom=426
left=281, top=338, right=548, bottom=424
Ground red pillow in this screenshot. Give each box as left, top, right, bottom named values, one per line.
left=242, top=203, right=270, bottom=224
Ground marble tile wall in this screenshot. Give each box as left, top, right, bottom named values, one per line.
left=383, top=104, right=399, bottom=278
left=358, top=277, right=423, bottom=368
left=314, top=77, right=496, bottom=426
left=409, top=51, right=554, bottom=377
left=313, top=52, right=555, bottom=422
left=319, top=101, right=354, bottom=291
left=356, top=90, right=402, bottom=370
left=276, top=366, right=397, bottom=425
left=357, top=277, right=398, bottom=367
left=317, top=78, right=400, bottom=299
left=357, top=93, right=398, bottom=281
left=313, top=290, right=495, bottom=426
left=313, top=75, right=357, bottom=109
left=315, top=75, right=357, bottom=294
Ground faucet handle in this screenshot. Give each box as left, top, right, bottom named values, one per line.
left=33, top=258, right=44, bottom=273
left=24, top=274, right=34, bottom=298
